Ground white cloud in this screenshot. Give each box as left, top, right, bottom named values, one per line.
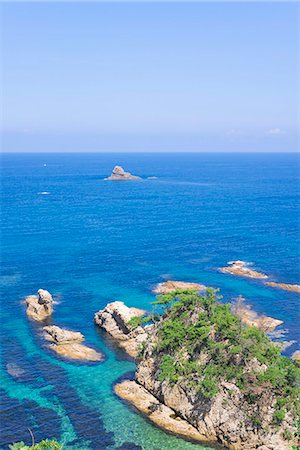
left=267, top=128, right=285, bottom=135
left=225, top=129, right=242, bottom=136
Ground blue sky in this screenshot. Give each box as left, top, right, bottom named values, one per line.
left=2, top=2, right=298, bottom=152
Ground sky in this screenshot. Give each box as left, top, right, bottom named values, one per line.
left=1, top=2, right=299, bottom=152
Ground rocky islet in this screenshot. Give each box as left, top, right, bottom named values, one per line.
left=104, top=165, right=141, bottom=181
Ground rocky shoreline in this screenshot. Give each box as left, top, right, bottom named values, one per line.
left=115, top=380, right=210, bottom=445
left=231, top=296, right=283, bottom=332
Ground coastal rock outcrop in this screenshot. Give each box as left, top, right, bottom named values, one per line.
left=292, top=350, right=300, bottom=364
left=94, top=301, right=148, bottom=358
left=105, top=166, right=141, bottom=181
left=114, top=380, right=208, bottom=444
left=219, top=261, right=268, bottom=279
left=108, top=289, right=299, bottom=450
left=231, top=296, right=283, bottom=332
left=264, top=281, right=300, bottom=293
left=43, top=325, right=102, bottom=361
left=220, top=262, right=300, bottom=293
left=153, top=280, right=206, bottom=294
left=25, top=289, right=53, bottom=321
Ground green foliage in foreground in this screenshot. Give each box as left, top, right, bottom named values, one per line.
left=9, top=439, right=62, bottom=450
left=149, top=289, right=300, bottom=425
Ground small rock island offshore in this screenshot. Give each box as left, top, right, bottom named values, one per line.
left=95, top=288, right=300, bottom=450
left=105, top=165, right=141, bottom=180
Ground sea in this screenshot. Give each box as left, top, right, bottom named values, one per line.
left=1, top=152, right=299, bottom=450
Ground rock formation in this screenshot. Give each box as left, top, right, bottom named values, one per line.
left=153, top=280, right=206, bottom=294
left=220, top=262, right=300, bottom=294
left=292, top=350, right=300, bottom=364
left=105, top=166, right=141, bottom=181
left=94, top=301, right=148, bottom=358
left=114, top=380, right=208, bottom=444
left=25, top=289, right=54, bottom=321
left=99, top=290, right=299, bottom=450
left=219, top=261, right=268, bottom=279
left=43, top=325, right=84, bottom=344
left=43, top=325, right=102, bottom=361
left=264, top=281, right=300, bottom=293
left=231, top=296, right=283, bottom=332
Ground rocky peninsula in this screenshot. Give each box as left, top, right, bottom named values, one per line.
left=25, top=289, right=54, bottom=321
left=96, top=289, right=300, bottom=450
left=43, top=325, right=102, bottom=361
left=105, top=165, right=141, bottom=181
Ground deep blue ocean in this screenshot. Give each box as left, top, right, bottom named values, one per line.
left=1, top=152, right=299, bottom=450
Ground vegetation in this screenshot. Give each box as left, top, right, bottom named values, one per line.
left=9, top=440, right=62, bottom=450
left=146, top=289, right=300, bottom=425
left=127, top=315, right=143, bottom=329
left=127, top=314, right=154, bottom=330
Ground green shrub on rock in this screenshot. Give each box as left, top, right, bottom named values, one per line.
left=9, top=440, right=62, bottom=450
left=147, top=288, right=300, bottom=421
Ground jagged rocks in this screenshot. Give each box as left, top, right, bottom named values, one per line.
left=94, top=301, right=148, bottom=358
left=43, top=325, right=102, bottom=361
left=104, top=166, right=141, bottom=181
left=25, top=289, right=53, bottom=321
left=115, top=380, right=208, bottom=444
left=43, top=325, right=84, bottom=344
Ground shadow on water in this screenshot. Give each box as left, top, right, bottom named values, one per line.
left=1, top=336, right=114, bottom=449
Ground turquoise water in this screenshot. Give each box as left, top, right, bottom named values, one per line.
left=1, top=152, right=299, bottom=449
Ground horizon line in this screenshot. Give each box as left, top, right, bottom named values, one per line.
left=1, top=151, right=299, bottom=155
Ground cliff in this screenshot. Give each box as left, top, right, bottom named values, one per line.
left=98, top=290, right=300, bottom=450
left=94, top=301, right=148, bottom=357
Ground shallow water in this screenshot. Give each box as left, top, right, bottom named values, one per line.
left=1, top=152, right=299, bottom=449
